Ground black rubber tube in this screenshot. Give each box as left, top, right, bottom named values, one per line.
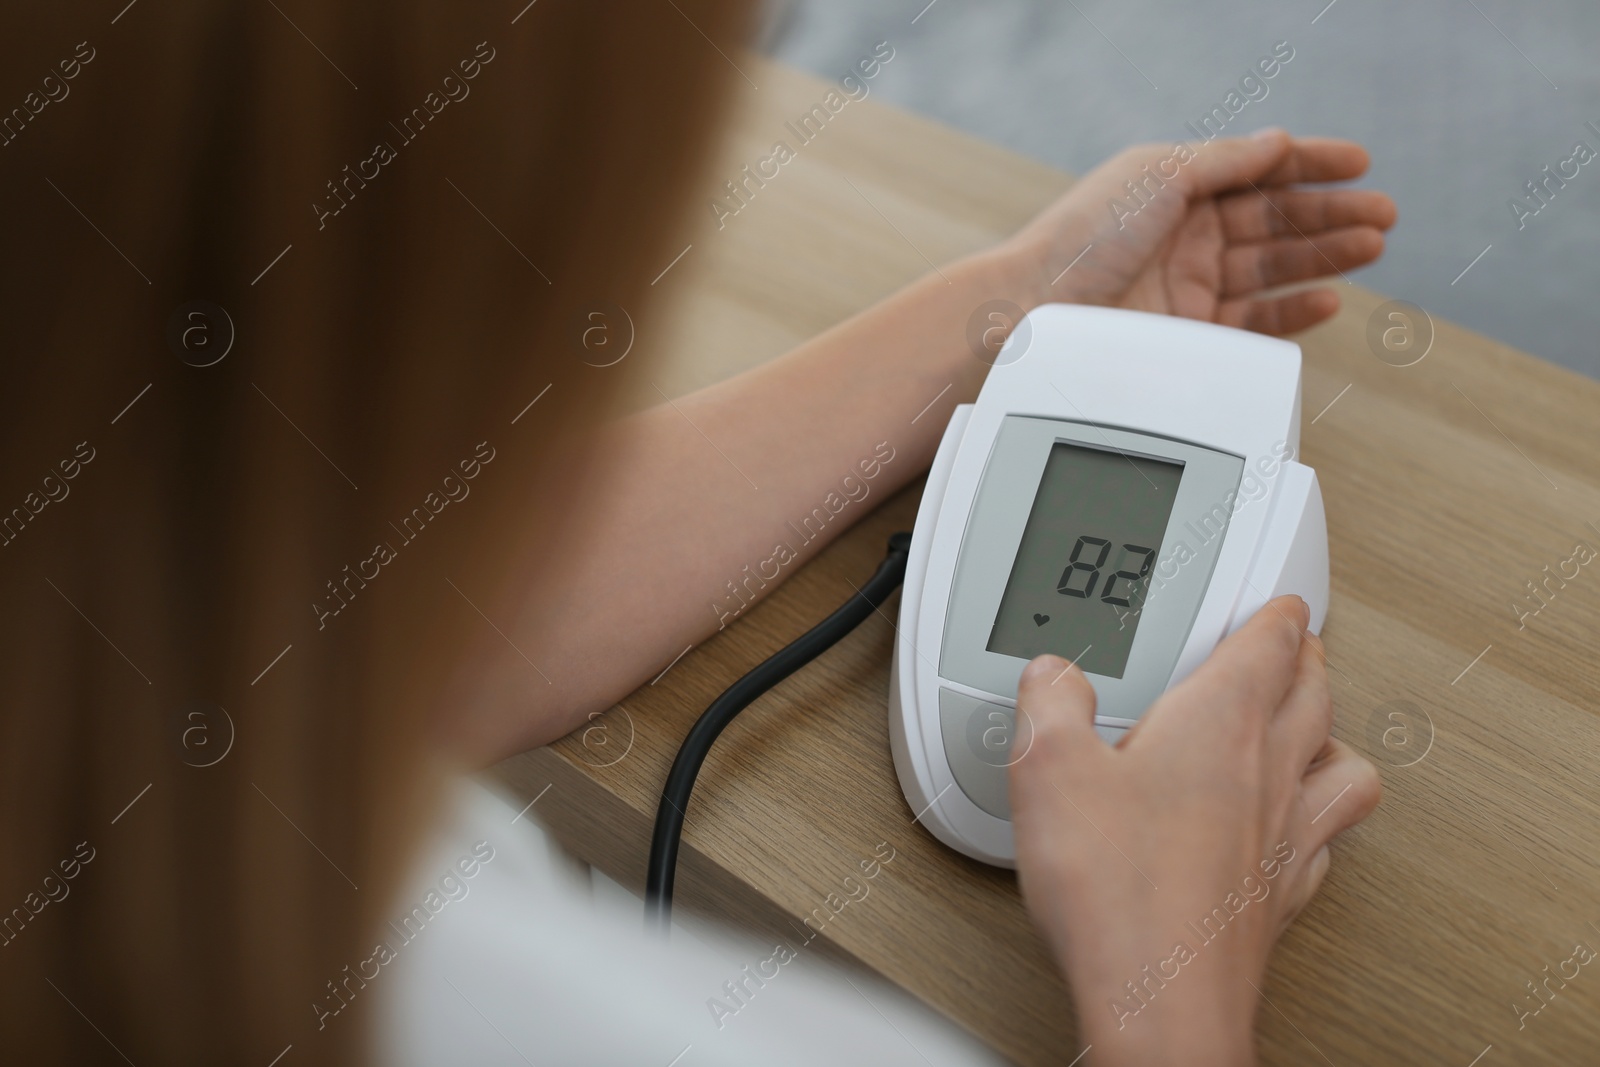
left=644, top=532, right=913, bottom=928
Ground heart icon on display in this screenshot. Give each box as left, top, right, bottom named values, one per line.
left=1032, top=613, right=1049, bottom=627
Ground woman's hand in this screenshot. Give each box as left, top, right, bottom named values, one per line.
left=1000, top=130, right=1397, bottom=336
left=1007, top=596, right=1381, bottom=1066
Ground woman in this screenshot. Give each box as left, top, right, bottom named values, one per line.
left=0, top=1, right=1388, bottom=1062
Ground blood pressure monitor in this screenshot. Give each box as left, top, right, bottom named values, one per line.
left=889, top=305, right=1328, bottom=866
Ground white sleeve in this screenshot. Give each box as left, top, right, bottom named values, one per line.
left=366, top=776, right=1013, bottom=1067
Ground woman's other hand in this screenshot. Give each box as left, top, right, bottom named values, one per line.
left=1000, top=131, right=1397, bottom=336
left=1008, top=596, right=1381, bottom=1066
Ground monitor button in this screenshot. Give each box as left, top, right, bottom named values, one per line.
left=938, top=688, right=1022, bottom=819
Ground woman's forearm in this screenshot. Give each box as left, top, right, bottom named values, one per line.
left=457, top=240, right=1044, bottom=762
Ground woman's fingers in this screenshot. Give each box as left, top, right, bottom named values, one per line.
left=1299, top=739, right=1383, bottom=849
left=1270, top=741, right=1381, bottom=930
left=1175, top=128, right=1296, bottom=200
left=1216, top=288, right=1341, bottom=336
left=1257, top=136, right=1371, bottom=186
left=1137, top=595, right=1308, bottom=747
left=1276, top=843, right=1332, bottom=935
left=1222, top=225, right=1387, bottom=297
left=1219, top=187, right=1397, bottom=243
left=1012, top=652, right=1103, bottom=781
left=1266, top=633, right=1334, bottom=789
left=1175, top=131, right=1372, bottom=201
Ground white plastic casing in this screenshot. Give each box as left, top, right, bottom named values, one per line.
left=889, top=305, right=1328, bottom=866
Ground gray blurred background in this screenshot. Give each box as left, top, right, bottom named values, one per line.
left=759, top=0, right=1600, bottom=378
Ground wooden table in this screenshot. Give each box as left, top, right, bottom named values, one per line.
left=495, top=57, right=1600, bottom=1066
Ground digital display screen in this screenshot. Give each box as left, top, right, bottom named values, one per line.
left=987, top=441, right=1183, bottom=678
